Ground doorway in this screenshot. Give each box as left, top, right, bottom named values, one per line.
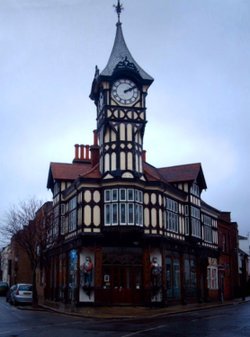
left=102, top=248, right=143, bottom=304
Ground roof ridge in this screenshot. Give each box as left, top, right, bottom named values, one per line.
left=158, top=162, right=201, bottom=170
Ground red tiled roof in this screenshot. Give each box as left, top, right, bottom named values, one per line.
left=47, top=160, right=206, bottom=190
left=80, top=163, right=101, bottom=179
left=158, top=163, right=202, bottom=183
left=50, top=162, right=92, bottom=180
left=143, top=162, right=167, bottom=182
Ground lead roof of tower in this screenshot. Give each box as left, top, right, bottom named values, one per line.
left=99, top=21, right=154, bottom=83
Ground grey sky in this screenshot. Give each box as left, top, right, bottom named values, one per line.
left=0, top=0, right=249, bottom=238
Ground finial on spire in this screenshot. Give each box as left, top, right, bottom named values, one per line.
left=114, top=0, right=124, bottom=23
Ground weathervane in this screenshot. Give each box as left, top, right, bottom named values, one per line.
left=114, top=0, right=124, bottom=23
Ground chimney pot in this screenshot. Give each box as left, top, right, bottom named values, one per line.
left=75, top=144, right=80, bottom=160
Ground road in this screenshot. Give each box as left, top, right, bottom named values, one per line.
left=0, top=297, right=250, bottom=337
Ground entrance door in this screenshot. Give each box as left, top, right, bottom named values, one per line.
left=102, top=247, right=143, bottom=305
left=103, top=265, right=142, bottom=304
left=113, top=266, right=131, bottom=303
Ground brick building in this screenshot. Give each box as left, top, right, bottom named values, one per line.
left=43, top=2, right=238, bottom=307
left=217, top=212, right=238, bottom=300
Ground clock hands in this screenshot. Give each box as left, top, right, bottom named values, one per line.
left=124, top=85, right=137, bottom=93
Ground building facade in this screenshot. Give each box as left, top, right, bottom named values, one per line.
left=217, top=212, right=238, bottom=300
left=44, top=2, right=238, bottom=306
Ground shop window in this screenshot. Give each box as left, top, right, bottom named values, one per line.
left=184, top=255, right=197, bottom=296
left=166, top=256, right=181, bottom=299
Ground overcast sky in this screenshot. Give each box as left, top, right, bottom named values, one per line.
left=0, top=0, right=249, bottom=241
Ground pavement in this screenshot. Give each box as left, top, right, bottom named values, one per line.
left=32, top=297, right=250, bottom=319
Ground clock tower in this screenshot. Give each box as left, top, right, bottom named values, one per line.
left=90, top=1, right=153, bottom=179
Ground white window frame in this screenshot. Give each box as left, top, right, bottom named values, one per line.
left=207, top=266, right=218, bottom=290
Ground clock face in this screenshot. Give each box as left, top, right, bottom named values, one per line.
left=111, top=79, right=139, bottom=105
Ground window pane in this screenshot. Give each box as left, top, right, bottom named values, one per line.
left=120, top=189, right=126, bottom=201
left=105, top=190, right=111, bottom=202
left=120, top=203, right=126, bottom=224
left=105, top=204, right=111, bottom=225
left=128, top=189, right=134, bottom=201
left=139, top=205, right=143, bottom=226
left=112, top=189, right=118, bottom=201
left=135, top=204, right=139, bottom=225
left=112, top=204, right=118, bottom=224
left=138, top=191, right=143, bottom=203
left=135, top=190, right=139, bottom=202
left=128, top=203, right=134, bottom=224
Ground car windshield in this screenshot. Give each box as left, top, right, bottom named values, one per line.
left=0, top=282, right=8, bottom=286
left=19, top=285, right=32, bottom=291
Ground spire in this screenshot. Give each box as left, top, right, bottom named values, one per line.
left=99, top=9, right=153, bottom=83
left=90, top=1, right=153, bottom=100
left=114, top=0, right=124, bottom=24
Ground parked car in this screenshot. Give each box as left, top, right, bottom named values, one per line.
left=11, top=283, right=33, bottom=305
left=6, top=285, right=17, bottom=303
left=0, top=281, right=9, bottom=296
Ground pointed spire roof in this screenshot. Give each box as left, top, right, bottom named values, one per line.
left=99, top=21, right=153, bottom=83
left=90, top=2, right=153, bottom=100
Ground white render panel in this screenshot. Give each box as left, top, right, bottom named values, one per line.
left=144, top=207, right=150, bottom=227
left=111, top=129, right=116, bottom=141
left=120, top=151, right=126, bottom=170
left=159, top=209, right=163, bottom=228
left=127, top=124, right=132, bottom=141
left=144, top=193, right=149, bottom=205
left=84, top=205, right=91, bottom=226
left=111, top=152, right=116, bottom=170
left=151, top=208, right=157, bottom=227
left=127, top=152, right=133, bottom=170
left=104, top=130, right=109, bottom=143
left=151, top=193, right=157, bottom=205
left=93, top=205, right=100, bottom=227
left=158, top=194, right=162, bottom=206
left=93, top=191, right=100, bottom=203
left=105, top=153, right=110, bottom=171
left=84, top=190, right=91, bottom=203
left=120, top=123, right=125, bottom=141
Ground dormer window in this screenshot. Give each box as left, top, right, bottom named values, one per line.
left=190, top=182, right=200, bottom=197
left=53, top=182, right=60, bottom=197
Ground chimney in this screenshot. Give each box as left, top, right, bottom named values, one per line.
left=86, top=145, right=90, bottom=160
left=74, top=144, right=80, bottom=161
left=91, top=130, right=99, bottom=167
left=73, top=144, right=92, bottom=163
left=142, top=150, right=146, bottom=162
left=80, top=145, right=84, bottom=160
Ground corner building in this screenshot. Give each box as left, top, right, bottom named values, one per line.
left=45, top=7, right=233, bottom=306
